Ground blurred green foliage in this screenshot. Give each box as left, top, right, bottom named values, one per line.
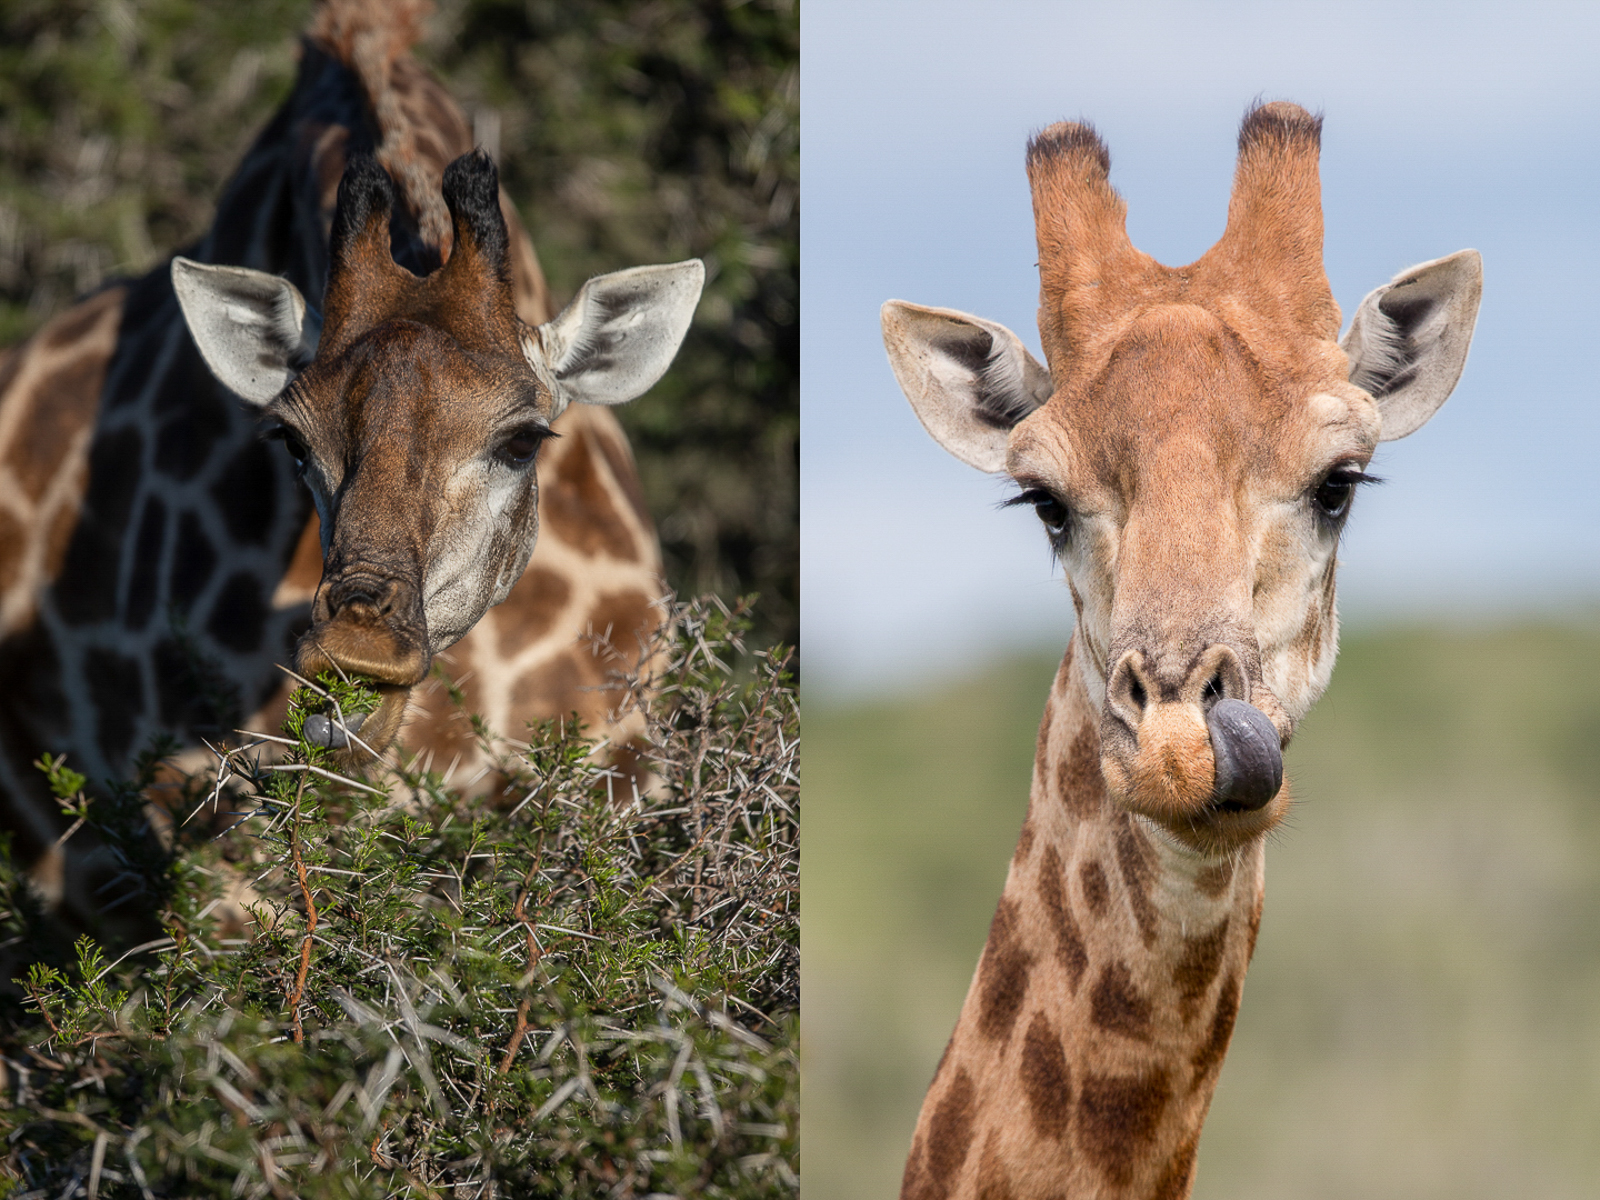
left=805, top=623, right=1600, bottom=1200
left=0, top=0, right=797, bottom=648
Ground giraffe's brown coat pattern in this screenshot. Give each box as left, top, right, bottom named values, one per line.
left=1078, top=857, right=1111, bottom=918
left=1056, top=721, right=1102, bottom=820
left=1019, top=1011, right=1072, bottom=1142
left=1150, top=1132, right=1201, bottom=1200
left=1089, top=960, right=1154, bottom=1041
left=977, top=897, right=1034, bottom=1042
left=1113, top=818, right=1160, bottom=947
left=975, top=1133, right=1017, bottom=1200
left=1173, top=917, right=1230, bottom=1023
left=907, top=1067, right=978, bottom=1200
left=1013, top=816, right=1036, bottom=866
left=1189, top=970, right=1242, bottom=1089
left=1036, top=845, right=1088, bottom=991
left=1194, top=859, right=1234, bottom=898
left=1075, top=1067, right=1172, bottom=1187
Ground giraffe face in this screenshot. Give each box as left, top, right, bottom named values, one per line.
left=175, top=151, right=703, bottom=756
left=884, top=105, right=1481, bottom=855
left=1002, top=307, right=1379, bottom=852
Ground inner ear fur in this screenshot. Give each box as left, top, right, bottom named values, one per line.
left=172, top=258, right=322, bottom=406
left=881, top=301, right=1053, bottom=473
left=1342, top=249, right=1482, bottom=441
left=534, top=260, right=705, bottom=412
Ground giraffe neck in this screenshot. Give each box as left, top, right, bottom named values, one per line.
left=901, top=637, right=1264, bottom=1200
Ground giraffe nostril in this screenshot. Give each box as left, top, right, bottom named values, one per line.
left=1128, top=675, right=1147, bottom=712
left=1202, top=671, right=1224, bottom=706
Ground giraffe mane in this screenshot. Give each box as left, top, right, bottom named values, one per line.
left=307, top=0, right=456, bottom=260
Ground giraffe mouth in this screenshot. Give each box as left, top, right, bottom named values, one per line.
left=299, top=682, right=415, bottom=759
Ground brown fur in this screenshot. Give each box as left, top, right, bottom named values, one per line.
left=898, top=101, right=1390, bottom=1200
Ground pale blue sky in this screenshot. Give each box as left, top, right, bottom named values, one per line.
left=802, top=0, right=1600, bottom=691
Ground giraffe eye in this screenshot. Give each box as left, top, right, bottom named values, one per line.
left=1311, top=465, right=1378, bottom=523
left=1004, top=486, right=1072, bottom=543
left=270, top=426, right=311, bottom=477
left=497, top=425, right=554, bottom=466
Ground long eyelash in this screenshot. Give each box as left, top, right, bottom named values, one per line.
left=999, top=487, right=1051, bottom=510
left=1335, top=470, right=1384, bottom=487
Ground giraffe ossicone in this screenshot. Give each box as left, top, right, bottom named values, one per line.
left=883, top=102, right=1481, bottom=1198
left=174, top=150, right=703, bottom=758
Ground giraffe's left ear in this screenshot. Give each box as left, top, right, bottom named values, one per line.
left=1342, top=249, right=1482, bottom=442
left=881, top=301, right=1053, bottom=473
left=172, top=258, right=323, bottom=406
left=533, top=260, right=704, bottom=416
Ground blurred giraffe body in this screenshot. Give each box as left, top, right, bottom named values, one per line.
left=883, top=104, right=1481, bottom=1198
left=0, top=0, right=696, bottom=926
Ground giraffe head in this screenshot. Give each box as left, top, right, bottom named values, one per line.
left=174, top=150, right=702, bottom=755
left=883, top=103, right=1480, bottom=855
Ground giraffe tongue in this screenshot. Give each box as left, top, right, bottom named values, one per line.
left=302, top=710, right=369, bottom=750
left=1206, top=698, right=1283, bottom=811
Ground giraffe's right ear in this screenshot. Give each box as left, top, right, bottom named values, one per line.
left=882, top=301, right=1052, bottom=473
left=1342, top=249, right=1482, bottom=442
left=172, top=257, right=323, bottom=406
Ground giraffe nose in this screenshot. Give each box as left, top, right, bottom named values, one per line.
left=301, top=569, right=430, bottom=689
left=1105, top=643, right=1247, bottom=724
left=1103, top=643, right=1281, bottom=812
left=326, top=573, right=403, bottom=619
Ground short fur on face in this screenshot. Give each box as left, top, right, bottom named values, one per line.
left=885, top=102, right=1481, bottom=854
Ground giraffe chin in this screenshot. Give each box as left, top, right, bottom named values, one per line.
left=1100, top=700, right=1288, bottom=855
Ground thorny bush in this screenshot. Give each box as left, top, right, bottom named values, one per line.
left=0, top=597, right=797, bottom=1198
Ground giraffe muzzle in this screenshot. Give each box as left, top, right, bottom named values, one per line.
left=297, top=570, right=432, bottom=758
left=1101, top=642, right=1287, bottom=834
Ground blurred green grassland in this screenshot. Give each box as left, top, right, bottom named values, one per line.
left=805, top=622, right=1600, bottom=1200
left=0, top=0, right=797, bottom=646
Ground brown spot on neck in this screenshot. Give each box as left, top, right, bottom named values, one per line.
left=1189, top=970, right=1243, bottom=1090
left=1173, top=917, right=1231, bottom=1024
left=1036, top=846, right=1088, bottom=992
left=1089, top=960, right=1154, bottom=1041
left=1151, top=1131, right=1201, bottom=1200
left=1056, top=721, right=1105, bottom=820
left=1113, top=817, right=1160, bottom=947
left=1246, top=890, right=1264, bottom=960
left=1194, top=858, right=1235, bottom=897
left=1076, top=1066, right=1173, bottom=1187
left=1020, top=1011, right=1072, bottom=1142
left=977, top=896, right=1035, bottom=1042
left=901, top=1067, right=978, bottom=1200
left=1012, top=815, right=1036, bottom=866
left=1078, top=857, right=1111, bottom=918
left=976, top=1131, right=1019, bottom=1200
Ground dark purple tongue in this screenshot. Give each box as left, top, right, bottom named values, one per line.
left=1206, top=698, right=1282, bottom=810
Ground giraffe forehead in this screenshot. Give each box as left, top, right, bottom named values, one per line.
left=1012, top=304, right=1359, bottom=498
left=299, top=322, right=544, bottom=439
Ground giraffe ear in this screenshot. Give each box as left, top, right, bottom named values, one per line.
left=881, top=301, right=1053, bottom=473
left=533, top=260, right=704, bottom=415
left=1341, top=249, right=1482, bottom=442
left=172, top=257, right=323, bottom=406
